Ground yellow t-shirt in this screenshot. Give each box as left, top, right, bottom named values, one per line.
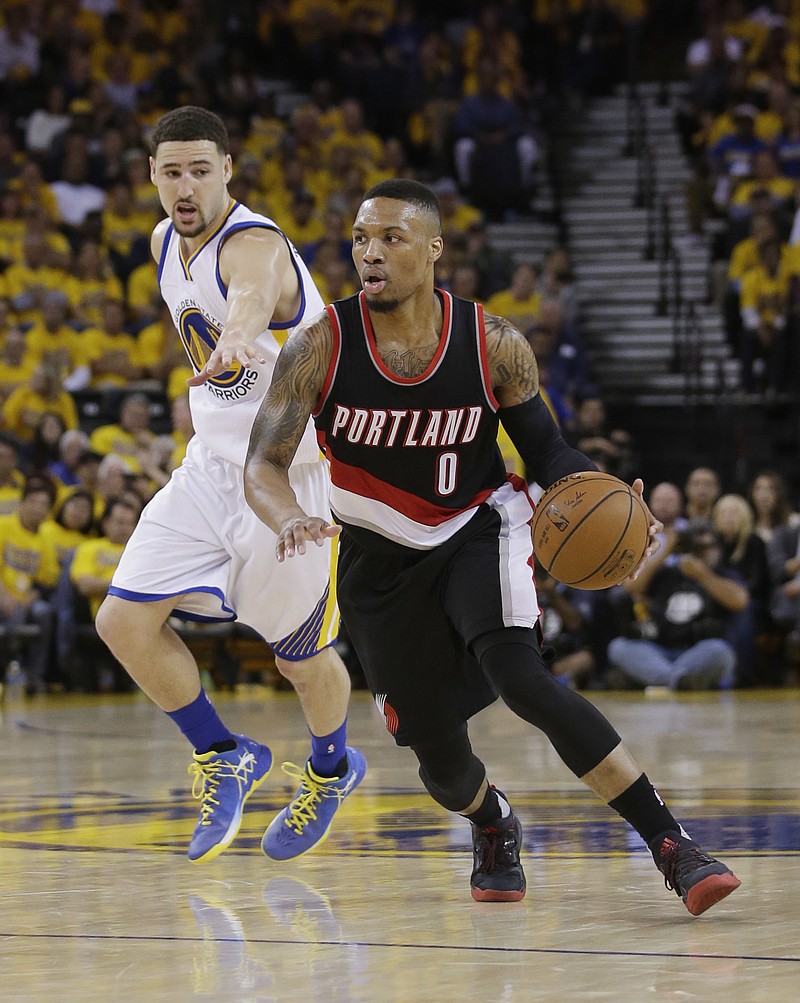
left=3, top=262, right=67, bottom=323
left=89, top=423, right=153, bottom=471
left=39, top=520, right=94, bottom=571
left=740, top=266, right=789, bottom=324
left=484, top=290, right=542, bottom=323
left=440, top=203, right=483, bottom=237
left=0, top=512, right=60, bottom=600
left=1, top=386, right=79, bottom=443
left=81, top=329, right=143, bottom=388
left=65, top=274, right=125, bottom=326
left=102, top=208, right=155, bottom=258
left=496, top=423, right=525, bottom=478
left=0, top=472, right=24, bottom=517
left=25, top=323, right=92, bottom=372
left=0, top=356, right=36, bottom=400
left=730, top=177, right=796, bottom=209
left=126, top=261, right=160, bottom=318
left=69, top=536, right=127, bottom=618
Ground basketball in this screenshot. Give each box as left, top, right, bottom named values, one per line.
left=531, top=471, right=649, bottom=590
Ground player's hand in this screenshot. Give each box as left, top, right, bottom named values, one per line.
left=628, top=478, right=662, bottom=580
left=275, top=516, right=341, bottom=562
left=187, top=335, right=267, bottom=386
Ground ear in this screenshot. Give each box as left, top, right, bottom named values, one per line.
left=149, top=157, right=157, bottom=184
left=430, top=235, right=444, bottom=263
left=223, top=154, right=233, bottom=184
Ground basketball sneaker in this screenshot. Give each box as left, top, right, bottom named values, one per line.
left=470, top=812, right=527, bottom=902
left=187, top=734, right=273, bottom=863
left=652, top=833, right=741, bottom=916
left=261, top=746, right=366, bottom=860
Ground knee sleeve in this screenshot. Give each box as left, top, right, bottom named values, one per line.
left=475, top=628, right=622, bottom=777
left=410, top=726, right=486, bottom=813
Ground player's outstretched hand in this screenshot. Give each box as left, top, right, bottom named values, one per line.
left=187, top=336, right=267, bottom=386
left=629, top=478, right=663, bottom=580
left=276, top=517, right=341, bottom=562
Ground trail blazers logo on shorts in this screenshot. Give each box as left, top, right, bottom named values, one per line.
left=375, top=693, right=399, bottom=735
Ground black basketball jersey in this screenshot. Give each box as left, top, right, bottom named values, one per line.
left=314, top=289, right=510, bottom=550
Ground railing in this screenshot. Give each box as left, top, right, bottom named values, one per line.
left=626, top=88, right=710, bottom=400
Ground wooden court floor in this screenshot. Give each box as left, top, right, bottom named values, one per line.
left=1, top=683, right=798, bottom=1002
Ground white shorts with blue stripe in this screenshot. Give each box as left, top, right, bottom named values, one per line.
left=109, top=436, right=339, bottom=659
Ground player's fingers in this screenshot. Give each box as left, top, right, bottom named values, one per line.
left=186, top=370, right=209, bottom=387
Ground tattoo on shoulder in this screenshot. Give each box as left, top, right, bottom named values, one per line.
left=483, top=312, right=539, bottom=406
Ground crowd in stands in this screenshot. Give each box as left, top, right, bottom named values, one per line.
left=678, top=0, right=800, bottom=401
left=3, top=0, right=798, bottom=695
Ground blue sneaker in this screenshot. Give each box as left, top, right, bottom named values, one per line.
left=261, top=746, right=366, bottom=860
left=187, top=734, right=273, bottom=863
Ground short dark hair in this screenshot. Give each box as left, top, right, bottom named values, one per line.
left=361, top=178, right=442, bottom=233
left=150, top=106, right=229, bottom=156
left=23, top=474, right=57, bottom=507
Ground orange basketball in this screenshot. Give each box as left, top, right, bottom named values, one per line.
left=531, top=471, right=649, bottom=590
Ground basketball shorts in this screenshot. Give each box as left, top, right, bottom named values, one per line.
left=337, top=482, right=540, bottom=746
left=108, top=436, right=339, bottom=659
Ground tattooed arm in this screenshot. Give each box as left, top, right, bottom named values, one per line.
left=484, top=311, right=540, bottom=407
left=483, top=310, right=598, bottom=487
left=244, top=312, right=340, bottom=561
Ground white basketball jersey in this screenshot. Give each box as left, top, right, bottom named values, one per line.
left=157, top=200, right=324, bottom=467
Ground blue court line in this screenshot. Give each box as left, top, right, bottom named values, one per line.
left=0, top=930, right=798, bottom=964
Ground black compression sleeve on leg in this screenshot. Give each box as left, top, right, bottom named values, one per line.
left=411, top=726, right=487, bottom=813
left=474, top=629, right=621, bottom=777
left=499, top=394, right=598, bottom=488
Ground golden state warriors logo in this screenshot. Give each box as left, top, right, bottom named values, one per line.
left=178, top=307, right=255, bottom=396
left=179, top=307, right=239, bottom=385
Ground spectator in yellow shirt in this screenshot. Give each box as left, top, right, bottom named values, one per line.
left=40, top=490, right=96, bottom=572
left=89, top=392, right=154, bottom=473
left=126, top=258, right=160, bottom=328
left=2, top=364, right=79, bottom=444
left=0, top=433, right=24, bottom=517
left=485, top=261, right=543, bottom=329
left=11, top=160, right=61, bottom=224
left=3, top=230, right=66, bottom=324
left=0, top=478, right=59, bottom=694
left=65, top=239, right=124, bottom=328
left=323, top=98, right=383, bottom=172
left=739, top=237, right=790, bottom=398
left=0, top=327, right=35, bottom=406
left=282, top=190, right=325, bottom=250
left=430, top=176, right=483, bottom=237
left=25, top=290, right=91, bottom=383
left=135, top=301, right=192, bottom=393
left=70, top=497, right=138, bottom=619
left=167, top=394, right=194, bottom=472
left=101, top=180, right=154, bottom=280
left=84, top=299, right=144, bottom=389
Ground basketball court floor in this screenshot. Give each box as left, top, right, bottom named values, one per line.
left=1, top=683, right=798, bottom=1002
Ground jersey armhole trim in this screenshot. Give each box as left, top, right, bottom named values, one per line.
left=215, top=222, right=306, bottom=329
left=476, top=302, right=500, bottom=411
left=313, top=304, right=341, bottom=417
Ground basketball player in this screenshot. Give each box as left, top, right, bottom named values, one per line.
left=243, top=179, right=741, bottom=914
left=95, top=107, right=365, bottom=865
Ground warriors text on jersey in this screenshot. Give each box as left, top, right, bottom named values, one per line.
left=314, top=290, right=524, bottom=550
left=157, top=200, right=324, bottom=466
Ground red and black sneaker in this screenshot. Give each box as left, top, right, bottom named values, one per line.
left=470, top=813, right=526, bottom=903
left=653, top=833, right=741, bottom=916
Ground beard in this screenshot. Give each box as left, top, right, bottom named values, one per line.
left=172, top=208, right=207, bottom=237
left=364, top=295, right=401, bottom=313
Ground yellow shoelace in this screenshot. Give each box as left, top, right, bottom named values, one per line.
left=280, top=762, right=348, bottom=835
left=188, top=751, right=255, bottom=826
